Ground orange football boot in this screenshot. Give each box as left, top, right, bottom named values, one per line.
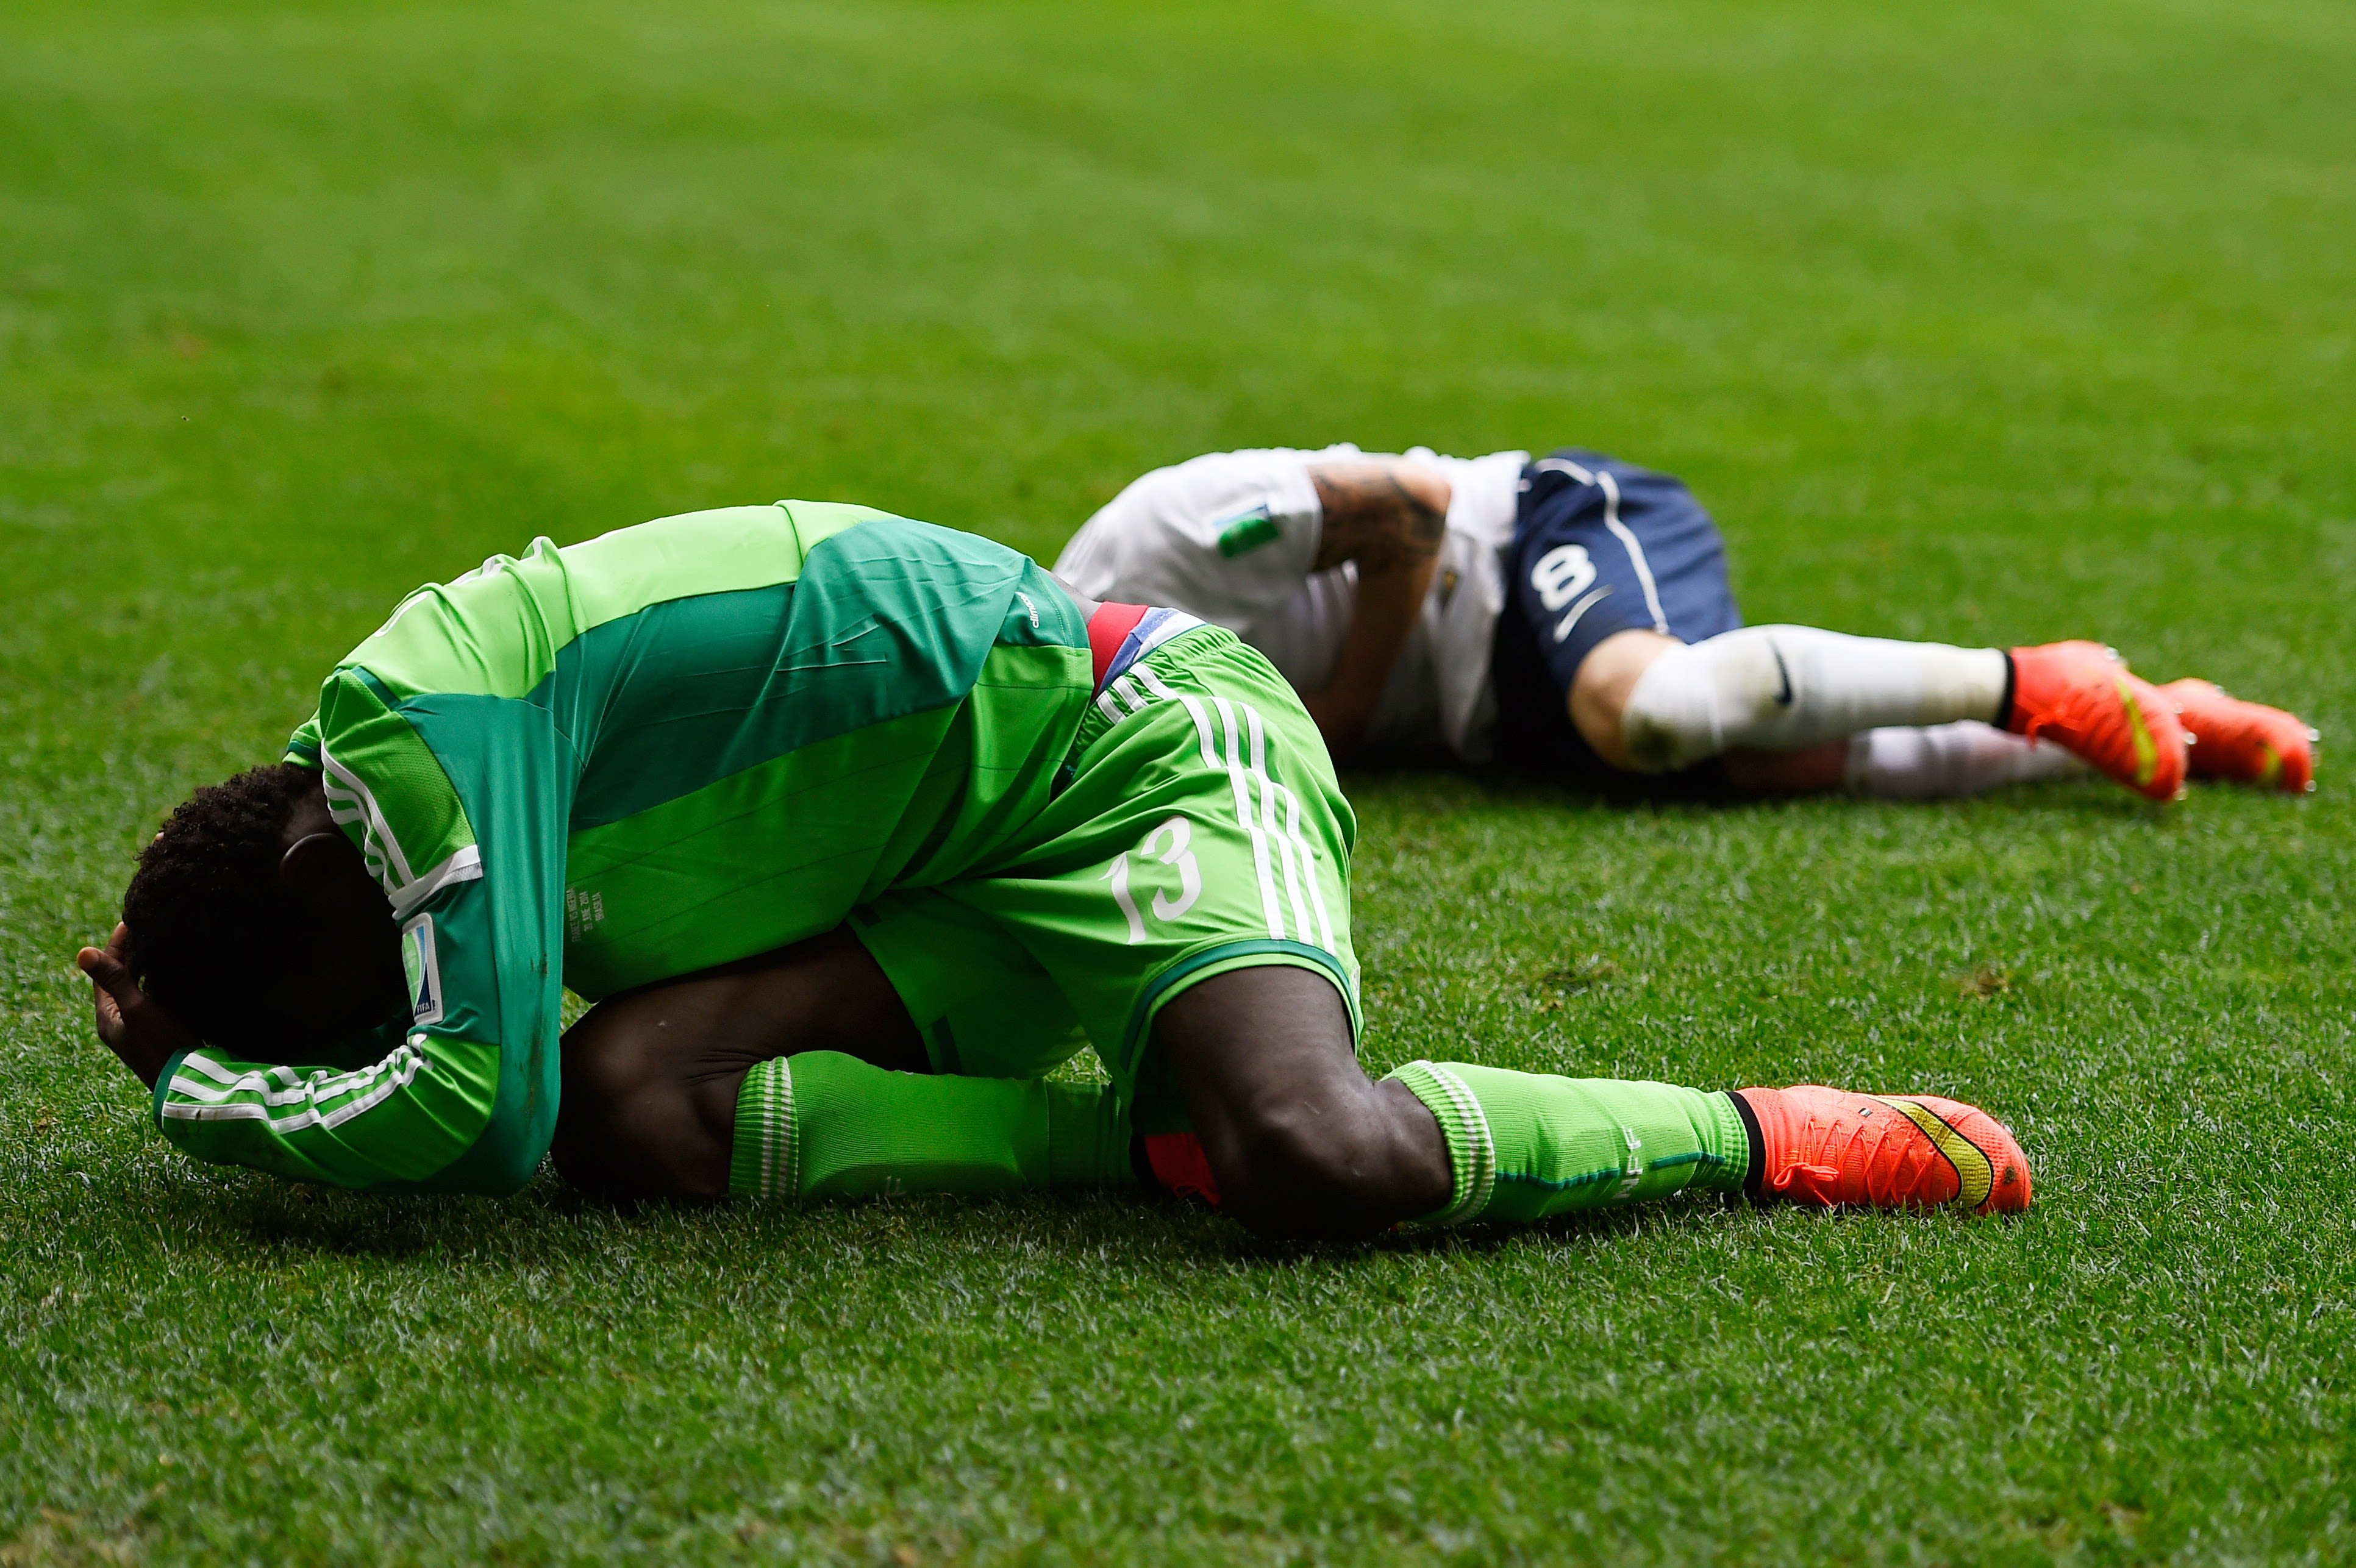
left=2005, top=641, right=2188, bottom=801
left=2159, top=679, right=2316, bottom=793
left=1735, top=1085, right=2032, bottom=1215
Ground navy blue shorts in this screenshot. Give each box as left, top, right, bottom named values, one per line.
left=1490, top=451, right=1744, bottom=792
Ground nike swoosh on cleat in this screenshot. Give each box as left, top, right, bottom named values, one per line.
left=1874, top=1096, right=1994, bottom=1210
left=2118, top=678, right=2158, bottom=788
left=1771, top=643, right=1793, bottom=707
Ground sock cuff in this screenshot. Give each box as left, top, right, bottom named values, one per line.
left=728, top=1057, right=798, bottom=1200
left=1385, top=1060, right=1496, bottom=1225
left=1044, top=1082, right=1136, bottom=1186
left=1712, top=1089, right=1756, bottom=1195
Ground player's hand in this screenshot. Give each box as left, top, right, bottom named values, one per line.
left=76, top=924, right=198, bottom=1089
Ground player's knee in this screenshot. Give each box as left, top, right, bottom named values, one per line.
left=1620, top=627, right=1792, bottom=772
left=1208, top=1097, right=1404, bottom=1238
left=548, top=1025, right=657, bottom=1197
left=552, top=1008, right=727, bottom=1201
left=1152, top=966, right=1412, bottom=1237
left=1618, top=639, right=1715, bottom=772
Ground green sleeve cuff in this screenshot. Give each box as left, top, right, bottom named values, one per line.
left=149, top=1049, right=191, bottom=1132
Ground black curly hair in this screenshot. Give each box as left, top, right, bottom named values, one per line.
left=122, top=762, right=324, bottom=1049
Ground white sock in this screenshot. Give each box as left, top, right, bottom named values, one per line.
left=1844, top=722, right=2087, bottom=799
left=1620, top=625, right=2010, bottom=773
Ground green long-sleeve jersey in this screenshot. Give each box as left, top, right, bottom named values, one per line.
left=151, top=502, right=1094, bottom=1194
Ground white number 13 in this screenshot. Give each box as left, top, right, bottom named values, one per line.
left=1101, top=814, right=1204, bottom=944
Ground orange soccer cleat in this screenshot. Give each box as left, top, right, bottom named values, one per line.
left=1735, top=1085, right=2032, bottom=1215
left=2005, top=641, right=2188, bottom=801
left=2159, top=679, right=2316, bottom=793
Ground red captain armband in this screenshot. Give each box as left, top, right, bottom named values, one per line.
left=1087, top=602, right=1152, bottom=688
left=1143, top=1131, right=1223, bottom=1208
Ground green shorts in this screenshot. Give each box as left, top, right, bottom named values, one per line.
left=851, top=625, right=1360, bottom=1119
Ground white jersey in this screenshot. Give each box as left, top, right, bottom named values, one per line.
left=1053, top=446, right=1529, bottom=760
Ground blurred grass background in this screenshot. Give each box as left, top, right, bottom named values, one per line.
left=2, top=1, right=2352, bottom=1561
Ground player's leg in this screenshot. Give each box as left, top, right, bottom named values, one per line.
left=942, top=616, right=1741, bottom=1237
left=555, top=919, right=1132, bottom=1202
left=1504, top=451, right=2183, bottom=799
left=558, top=918, right=2032, bottom=1230
left=1611, top=625, right=2012, bottom=770
left=1152, top=965, right=2030, bottom=1236
left=554, top=924, right=924, bottom=1198
left=1835, top=720, right=2095, bottom=799
left=950, top=608, right=2033, bottom=1236
left=1625, top=632, right=2326, bottom=800
left=723, top=891, right=1133, bottom=1203
left=1584, top=626, right=2086, bottom=797
left=1612, top=625, right=2207, bottom=801
left=1149, top=964, right=1449, bottom=1236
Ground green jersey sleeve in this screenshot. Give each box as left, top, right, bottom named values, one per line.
left=155, top=666, right=566, bottom=1195
left=149, top=1034, right=501, bottom=1187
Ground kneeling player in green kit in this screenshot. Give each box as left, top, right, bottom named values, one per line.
left=78, top=503, right=2030, bottom=1233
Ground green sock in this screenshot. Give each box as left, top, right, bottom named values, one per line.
left=727, top=1052, right=1136, bottom=1201
left=1383, top=1061, right=1749, bottom=1226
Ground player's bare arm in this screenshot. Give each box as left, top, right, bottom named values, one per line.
left=1301, top=459, right=1450, bottom=755
left=1305, top=461, right=1448, bottom=577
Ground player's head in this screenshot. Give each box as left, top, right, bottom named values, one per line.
left=122, top=763, right=409, bottom=1053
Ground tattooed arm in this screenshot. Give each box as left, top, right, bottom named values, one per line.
left=1300, top=459, right=1451, bottom=757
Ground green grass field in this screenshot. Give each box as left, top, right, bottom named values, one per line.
left=5, top=1, right=2354, bottom=1560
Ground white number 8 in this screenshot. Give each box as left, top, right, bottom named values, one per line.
left=1530, top=544, right=1596, bottom=611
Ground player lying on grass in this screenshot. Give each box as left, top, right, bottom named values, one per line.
left=1056, top=445, right=2317, bottom=802
left=76, top=503, right=2028, bottom=1232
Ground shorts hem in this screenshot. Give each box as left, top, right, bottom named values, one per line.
left=1115, top=937, right=1362, bottom=1086
left=1552, top=601, right=1659, bottom=683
